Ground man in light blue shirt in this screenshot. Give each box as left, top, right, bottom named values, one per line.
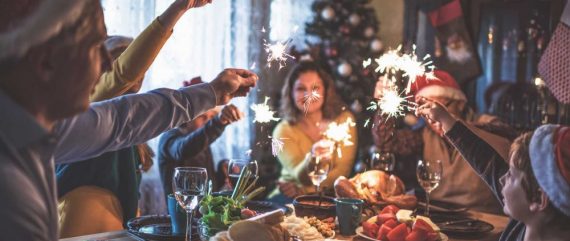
left=0, top=0, right=255, bottom=240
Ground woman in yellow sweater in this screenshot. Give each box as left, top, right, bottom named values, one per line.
left=269, top=61, right=357, bottom=203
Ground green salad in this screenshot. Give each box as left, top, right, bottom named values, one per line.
left=198, top=164, right=265, bottom=235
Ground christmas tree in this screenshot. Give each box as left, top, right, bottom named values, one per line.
left=299, top=0, right=383, bottom=159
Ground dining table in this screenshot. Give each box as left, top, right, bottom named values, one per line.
left=59, top=209, right=509, bottom=241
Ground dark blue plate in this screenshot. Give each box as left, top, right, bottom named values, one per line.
left=127, top=215, right=198, bottom=241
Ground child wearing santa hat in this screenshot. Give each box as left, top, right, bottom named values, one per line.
left=416, top=99, right=570, bottom=241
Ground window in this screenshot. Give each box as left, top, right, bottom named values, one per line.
left=102, top=0, right=253, bottom=213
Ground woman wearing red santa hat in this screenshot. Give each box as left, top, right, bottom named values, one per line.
left=416, top=99, right=570, bottom=241
left=372, top=70, right=515, bottom=214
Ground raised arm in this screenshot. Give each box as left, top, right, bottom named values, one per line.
left=319, top=111, right=357, bottom=190
left=54, top=68, right=257, bottom=164
left=90, top=0, right=214, bottom=102
left=159, top=104, right=242, bottom=161
left=160, top=117, right=226, bottom=162
left=416, top=100, right=509, bottom=203
left=56, top=84, right=216, bottom=164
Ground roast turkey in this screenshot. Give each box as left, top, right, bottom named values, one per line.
left=334, top=170, right=417, bottom=209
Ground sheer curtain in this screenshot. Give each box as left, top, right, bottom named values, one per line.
left=270, top=0, right=315, bottom=45
left=102, top=0, right=252, bottom=214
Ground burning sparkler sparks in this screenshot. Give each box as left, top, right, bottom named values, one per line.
left=250, top=97, right=280, bottom=123
left=270, top=136, right=286, bottom=157
left=368, top=84, right=417, bottom=121
left=324, top=118, right=356, bottom=158
left=303, top=86, right=321, bottom=114
left=372, top=45, right=434, bottom=93
left=264, top=39, right=295, bottom=70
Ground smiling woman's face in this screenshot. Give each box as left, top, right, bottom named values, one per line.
left=292, top=71, right=325, bottom=114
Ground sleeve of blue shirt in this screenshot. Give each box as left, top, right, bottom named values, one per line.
left=53, top=83, right=217, bottom=164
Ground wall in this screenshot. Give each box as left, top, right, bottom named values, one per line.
left=371, top=0, right=404, bottom=49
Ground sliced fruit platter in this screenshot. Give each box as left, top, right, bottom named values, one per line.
left=357, top=205, right=447, bottom=241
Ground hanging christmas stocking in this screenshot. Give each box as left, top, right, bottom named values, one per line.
left=538, top=2, right=570, bottom=104
left=426, top=0, right=481, bottom=85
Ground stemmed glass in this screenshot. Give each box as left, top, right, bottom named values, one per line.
left=308, top=143, right=333, bottom=206
left=416, top=159, right=442, bottom=217
left=228, top=159, right=258, bottom=189
left=173, top=167, right=208, bottom=241
left=370, top=151, right=396, bottom=173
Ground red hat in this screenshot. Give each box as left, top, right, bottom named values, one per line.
left=182, top=76, right=203, bottom=87
left=409, top=70, right=467, bottom=101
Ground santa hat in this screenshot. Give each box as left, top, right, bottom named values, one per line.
left=0, top=0, right=88, bottom=61
left=104, top=35, right=133, bottom=54
left=182, top=76, right=203, bottom=87
left=410, top=70, right=467, bottom=101
left=530, top=124, right=570, bottom=216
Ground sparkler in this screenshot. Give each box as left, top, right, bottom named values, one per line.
left=324, top=118, right=356, bottom=158
left=250, top=97, right=280, bottom=123
left=270, top=136, right=286, bottom=157
left=362, top=58, right=372, bottom=68
left=302, top=85, right=321, bottom=114
left=372, top=45, right=434, bottom=93
left=264, top=39, right=295, bottom=70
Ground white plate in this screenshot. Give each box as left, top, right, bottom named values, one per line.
left=355, top=227, right=448, bottom=241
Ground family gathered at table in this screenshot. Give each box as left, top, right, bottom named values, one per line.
left=0, top=0, right=569, bottom=241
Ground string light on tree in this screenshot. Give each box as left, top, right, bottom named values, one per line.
left=337, top=62, right=353, bottom=77
left=321, top=6, right=335, bottom=21
left=250, top=97, right=280, bottom=123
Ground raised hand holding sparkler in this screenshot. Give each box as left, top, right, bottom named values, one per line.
left=323, top=117, right=356, bottom=158
left=414, top=97, right=457, bottom=133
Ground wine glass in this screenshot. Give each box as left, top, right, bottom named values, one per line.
left=370, top=151, right=396, bottom=173
left=228, top=159, right=258, bottom=189
left=308, top=142, right=333, bottom=203
left=416, top=159, right=442, bottom=216
left=173, top=167, right=208, bottom=241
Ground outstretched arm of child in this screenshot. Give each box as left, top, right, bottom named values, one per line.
left=415, top=97, right=509, bottom=204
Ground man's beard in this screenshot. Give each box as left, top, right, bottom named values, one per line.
left=446, top=45, right=472, bottom=64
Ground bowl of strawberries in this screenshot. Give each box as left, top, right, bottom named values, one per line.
left=356, top=205, right=447, bottom=241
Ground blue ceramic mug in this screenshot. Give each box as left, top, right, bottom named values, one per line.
left=167, top=193, right=187, bottom=234
left=335, top=198, right=364, bottom=235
